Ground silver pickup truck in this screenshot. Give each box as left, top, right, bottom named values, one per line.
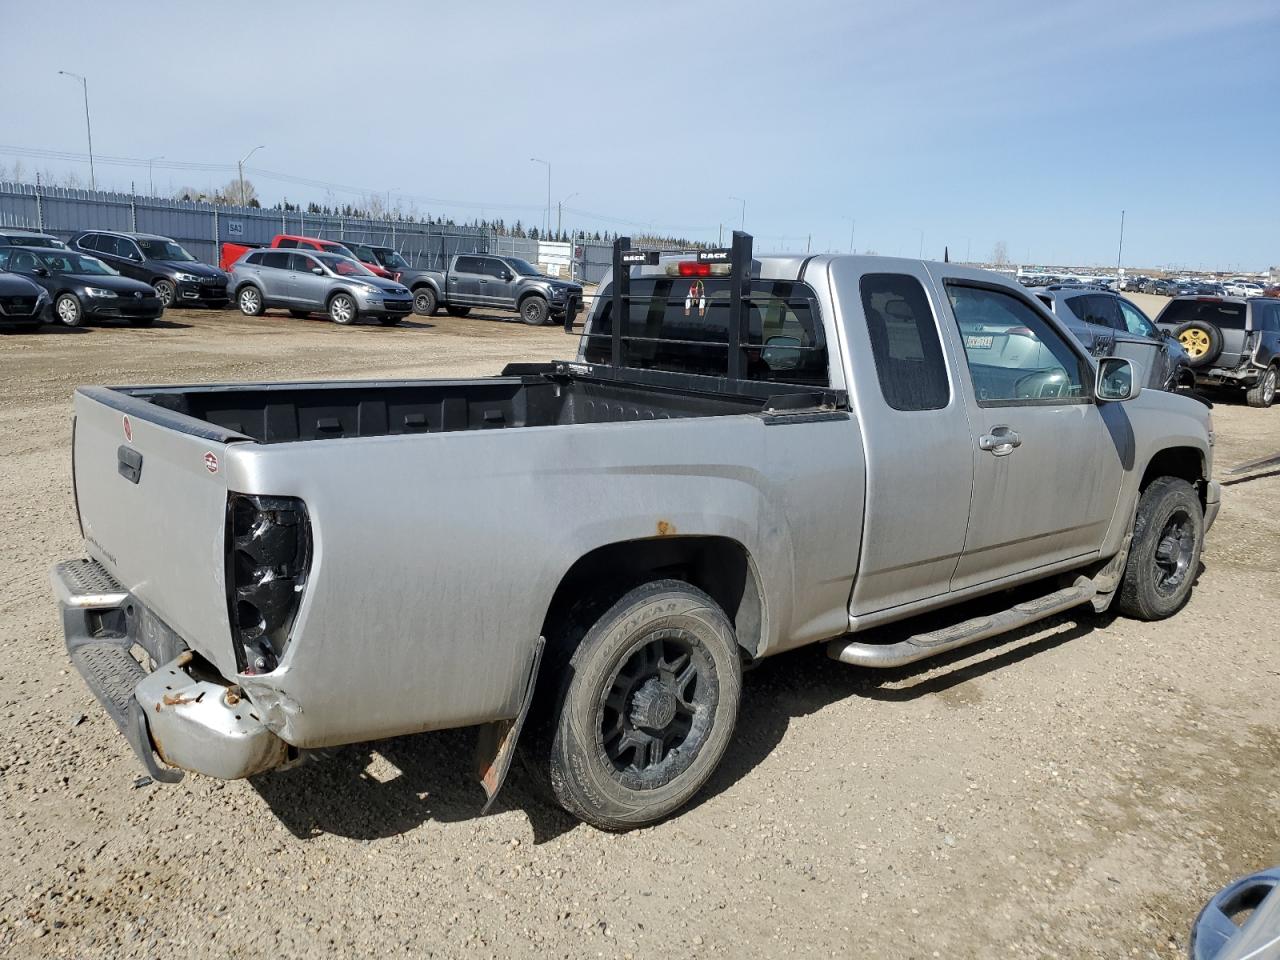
left=51, top=233, right=1220, bottom=830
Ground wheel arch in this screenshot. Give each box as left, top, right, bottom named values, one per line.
left=1140, top=445, right=1208, bottom=507
left=516, top=288, right=549, bottom=309
left=539, top=535, right=767, bottom=661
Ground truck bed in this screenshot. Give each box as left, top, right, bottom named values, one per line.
left=114, top=367, right=770, bottom=444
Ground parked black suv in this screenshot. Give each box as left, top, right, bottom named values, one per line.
left=70, top=231, right=228, bottom=308
left=1155, top=296, right=1280, bottom=407
left=0, top=247, right=163, bottom=327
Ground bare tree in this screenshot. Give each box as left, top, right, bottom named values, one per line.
left=990, top=240, right=1009, bottom=265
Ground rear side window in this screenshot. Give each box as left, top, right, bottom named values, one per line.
left=1066, top=294, right=1122, bottom=330
left=859, top=273, right=949, bottom=410
left=261, top=251, right=291, bottom=269
left=1158, top=300, right=1247, bottom=330
left=78, top=234, right=100, bottom=251
left=455, top=256, right=482, bottom=273
left=244, top=251, right=264, bottom=265
left=584, top=278, right=828, bottom=386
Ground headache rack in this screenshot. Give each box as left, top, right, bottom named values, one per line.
left=564, top=231, right=845, bottom=410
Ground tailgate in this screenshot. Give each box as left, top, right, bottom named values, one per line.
left=72, top=387, right=242, bottom=679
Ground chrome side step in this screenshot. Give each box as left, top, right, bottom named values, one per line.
left=828, top=579, right=1097, bottom=669
left=50, top=558, right=128, bottom=609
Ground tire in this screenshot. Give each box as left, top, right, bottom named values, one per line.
left=238, top=286, right=265, bottom=317
left=127, top=316, right=155, bottom=328
left=412, top=287, right=438, bottom=316
left=1116, top=477, right=1203, bottom=621
left=546, top=579, right=742, bottom=830
left=520, top=295, right=550, bottom=326
left=54, top=294, right=84, bottom=327
left=328, top=293, right=357, bottom=325
left=1174, top=320, right=1223, bottom=368
left=1245, top=365, right=1278, bottom=408
left=445, top=305, right=471, bottom=317
left=153, top=279, right=176, bottom=309
left=289, top=310, right=311, bottom=319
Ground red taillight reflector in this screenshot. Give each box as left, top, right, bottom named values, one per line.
left=677, top=261, right=711, bottom=277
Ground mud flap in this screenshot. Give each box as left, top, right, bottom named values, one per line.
left=474, top=636, right=545, bottom=813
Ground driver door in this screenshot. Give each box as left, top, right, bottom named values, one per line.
left=935, top=278, right=1122, bottom=591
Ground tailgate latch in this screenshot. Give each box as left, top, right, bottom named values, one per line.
left=117, top=445, right=143, bottom=484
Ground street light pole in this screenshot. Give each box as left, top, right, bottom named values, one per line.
left=237, top=145, right=265, bottom=207
left=845, top=216, right=856, bottom=253
left=146, top=156, right=163, bottom=197
left=1116, top=209, right=1126, bottom=274
left=530, top=158, right=550, bottom=236
left=57, top=71, right=95, bottom=190
left=729, top=196, right=745, bottom=231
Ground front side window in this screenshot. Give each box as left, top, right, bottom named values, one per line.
left=276, top=238, right=298, bottom=249
left=289, top=253, right=318, bottom=273
left=1116, top=299, right=1158, bottom=338
left=584, top=278, right=828, bottom=386
left=379, top=250, right=409, bottom=269
left=77, top=234, right=101, bottom=252
left=482, top=258, right=510, bottom=278
left=8, top=249, right=38, bottom=272
left=946, top=283, right=1086, bottom=404
left=859, top=273, right=950, bottom=411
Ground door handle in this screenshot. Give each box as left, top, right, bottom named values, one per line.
left=979, top=427, right=1021, bottom=456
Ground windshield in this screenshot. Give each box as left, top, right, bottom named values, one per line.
left=345, top=243, right=375, bottom=261
left=318, top=241, right=357, bottom=259
left=41, top=252, right=118, bottom=275
left=315, top=254, right=374, bottom=277
left=137, top=237, right=196, bottom=261
left=1158, top=300, right=1247, bottom=330
left=506, top=257, right=541, bottom=277
left=380, top=250, right=409, bottom=269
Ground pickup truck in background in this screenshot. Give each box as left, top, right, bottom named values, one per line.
left=218, top=234, right=393, bottom=279
left=51, top=233, right=1218, bottom=830
left=410, top=252, right=583, bottom=323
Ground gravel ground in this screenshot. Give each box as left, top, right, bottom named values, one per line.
left=0, top=296, right=1277, bottom=959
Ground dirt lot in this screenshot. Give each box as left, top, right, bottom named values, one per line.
left=1, top=297, right=1277, bottom=959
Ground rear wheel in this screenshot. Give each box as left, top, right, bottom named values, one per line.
left=328, top=293, right=357, bottom=325
left=1116, top=477, right=1203, bottom=621
left=520, top=295, right=549, bottom=326
left=1245, top=365, right=1277, bottom=408
left=445, top=305, right=471, bottom=317
left=55, top=294, right=84, bottom=327
left=412, top=287, right=438, bottom=316
left=152, top=279, right=176, bottom=308
left=546, top=579, right=742, bottom=830
left=238, top=286, right=264, bottom=316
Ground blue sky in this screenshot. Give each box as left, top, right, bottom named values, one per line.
left=2, top=0, right=1277, bottom=268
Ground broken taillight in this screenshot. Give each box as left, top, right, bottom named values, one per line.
left=226, top=494, right=311, bottom=674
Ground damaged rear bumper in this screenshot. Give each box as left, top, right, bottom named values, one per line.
left=52, top=558, right=289, bottom=782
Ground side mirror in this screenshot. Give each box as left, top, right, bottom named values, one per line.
left=501, top=270, right=512, bottom=281
left=312, top=267, right=324, bottom=276
left=33, top=266, right=50, bottom=277
left=1097, top=356, right=1140, bottom=401
left=761, top=335, right=803, bottom=371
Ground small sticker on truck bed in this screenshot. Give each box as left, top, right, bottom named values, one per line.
left=203, top=452, right=219, bottom=474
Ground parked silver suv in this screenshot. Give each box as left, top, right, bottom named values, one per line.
left=229, top=249, right=412, bottom=325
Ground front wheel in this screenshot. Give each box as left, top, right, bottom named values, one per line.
left=412, top=287, right=438, bottom=316
left=328, top=293, right=357, bottom=325
left=153, top=279, right=176, bottom=308
left=520, top=296, right=549, bottom=325
left=55, top=294, right=84, bottom=327
left=547, top=580, right=742, bottom=830
left=238, top=286, right=264, bottom=316
left=1116, top=477, right=1203, bottom=620
left=1245, top=365, right=1277, bottom=408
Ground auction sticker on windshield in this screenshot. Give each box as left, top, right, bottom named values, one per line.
left=966, top=335, right=994, bottom=349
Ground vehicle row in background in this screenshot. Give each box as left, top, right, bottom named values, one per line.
left=229, top=249, right=412, bottom=325
left=0, top=246, right=163, bottom=327
left=410, top=253, right=584, bottom=325
left=72, top=230, right=228, bottom=309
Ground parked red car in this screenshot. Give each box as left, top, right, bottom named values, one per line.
left=219, top=234, right=393, bottom=278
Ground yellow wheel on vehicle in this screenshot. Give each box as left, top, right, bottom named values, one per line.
left=1179, top=328, right=1210, bottom=358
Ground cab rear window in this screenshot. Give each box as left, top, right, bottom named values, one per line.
left=584, top=278, right=828, bottom=386
left=1158, top=300, right=1246, bottom=329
